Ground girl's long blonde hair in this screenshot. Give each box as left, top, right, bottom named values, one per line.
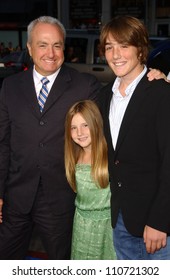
left=64, top=100, right=109, bottom=192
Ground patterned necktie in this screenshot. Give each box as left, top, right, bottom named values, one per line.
left=38, top=77, right=49, bottom=112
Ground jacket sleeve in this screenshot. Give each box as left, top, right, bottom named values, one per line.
left=147, top=84, right=170, bottom=232
left=0, top=81, right=11, bottom=198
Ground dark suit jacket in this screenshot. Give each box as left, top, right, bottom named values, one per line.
left=0, top=64, right=101, bottom=214
left=98, top=72, right=170, bottom=236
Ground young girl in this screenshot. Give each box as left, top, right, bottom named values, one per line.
left=64, top=100, right=116, bottom=260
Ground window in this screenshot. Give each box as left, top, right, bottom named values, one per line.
left=93, top=39, right=107, bottom=64
left=64, top=37, right=87, bottom=63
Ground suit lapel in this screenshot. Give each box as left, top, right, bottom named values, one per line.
left=40, top=65, right=71, bottom=115
left=20, top=68, right=41, bottom=118
left=99, top=84, right=116, bottom=156
left=105, top=88, right=115, bottom=152
left=115, top=74, right=150, bottom=154
left=20, top=65, right=71, bottom=118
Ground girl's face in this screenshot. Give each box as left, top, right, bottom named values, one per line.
left=104, top=33, right=143, bottom=82
left=71, top=113, right=92, bottom=151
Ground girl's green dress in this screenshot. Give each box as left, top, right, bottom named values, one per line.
left=71, top=164, right=117, bottom=260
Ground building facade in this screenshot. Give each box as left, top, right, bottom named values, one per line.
left=59, top=0, right=170, bottom=36
left=0, top=0, right=170, bottom=49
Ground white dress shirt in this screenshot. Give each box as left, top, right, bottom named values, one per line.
left=109, top=66, right=147, bottom=149
left=167, top=72, right=170, bottom=81
left=33, top=66, right=61, bottom=99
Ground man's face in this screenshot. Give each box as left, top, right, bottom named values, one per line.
left=27, top=22, right=65, bottom=76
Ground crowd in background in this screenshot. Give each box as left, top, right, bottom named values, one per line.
left=0, top=41, right=21, bottom=58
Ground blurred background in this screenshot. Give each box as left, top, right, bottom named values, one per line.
left=0, top=0, right=170, bottom=50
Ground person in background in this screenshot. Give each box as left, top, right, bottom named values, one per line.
left=0, top=42, right=9, bottom=58
left=8, top=41, right=14, bottom=52
left=65, top=46, right=79, bottom=63
left=64, top=100, right=117, bottom=260
left=98, top=15, right=170, bottom=260
left=0, top=16, right=101, bottom=260
left=15, top=45, right=21, bottom=52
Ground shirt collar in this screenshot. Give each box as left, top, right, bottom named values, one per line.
left=112, top=65, right=147, bottom=97
left=33, top=66, right=61, bottom=85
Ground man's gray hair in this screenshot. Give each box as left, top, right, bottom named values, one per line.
left=27, top=16, right=66, bottom=44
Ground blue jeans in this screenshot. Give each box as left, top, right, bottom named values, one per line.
left=113, top=211, right=170, bottom=260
